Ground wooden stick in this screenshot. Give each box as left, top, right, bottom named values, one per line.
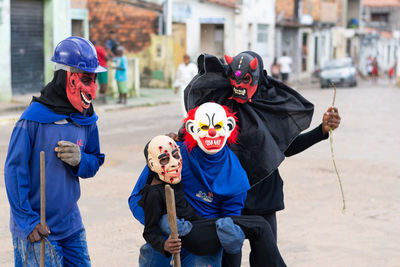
left=329, top=83, right=346, bottom=212
left=40, top=151, right=46, bottom=267
left=165, top=185, right=181, bottom=267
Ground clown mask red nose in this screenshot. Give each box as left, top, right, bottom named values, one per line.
left=66, top=72, right=97, bottom=113
left=185, top=102, right=237, bottom=154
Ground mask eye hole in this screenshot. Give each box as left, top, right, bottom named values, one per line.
left=230, top=73, right=235, bottom=79
left=159, top=157, right=169, bottom=165
left=172, top=149, right=180, bottom=159
left=200, top=123, right=209, bottom=131
left=243, top=74, right=251, bottom=84
left=214, top=122, right=223, bottom=130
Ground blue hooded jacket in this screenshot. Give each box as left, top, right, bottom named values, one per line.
left=4, top=102, right=104, bottom=240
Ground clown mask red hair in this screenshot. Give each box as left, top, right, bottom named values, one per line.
left=184, top=102, right=238, bottom=154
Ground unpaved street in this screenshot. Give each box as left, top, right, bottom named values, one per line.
left=1, top=81, right=399, bottom=266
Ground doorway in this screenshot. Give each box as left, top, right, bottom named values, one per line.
left=11, top=0, right=44, bottom=94
left=200, top=24, right=224, bottom=59
left=172, top=23, right=187, bottom=71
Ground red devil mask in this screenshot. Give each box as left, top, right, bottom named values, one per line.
left=224, top=52, right=260, bottom=104
left=66, top=72, right=97, bottom=113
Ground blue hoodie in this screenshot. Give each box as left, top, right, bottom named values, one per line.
left=4, top=102, right=104, bottom=240
left=129, top=141, right=250, bottom=225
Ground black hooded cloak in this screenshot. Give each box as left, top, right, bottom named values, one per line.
left=184, top=53, right=314, bottom=188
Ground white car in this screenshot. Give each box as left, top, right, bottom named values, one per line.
left=320, top=58, right=357, bottom=88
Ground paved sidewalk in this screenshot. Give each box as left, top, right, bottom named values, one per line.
left=0, top=88, right=179, bottom=125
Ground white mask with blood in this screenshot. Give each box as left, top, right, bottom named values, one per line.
left=147, top=135, right=182, bottom=184
left=185, top=102, right=236, bottom=155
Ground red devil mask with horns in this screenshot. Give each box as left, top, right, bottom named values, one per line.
left=224, top=52, right=260, bottom=103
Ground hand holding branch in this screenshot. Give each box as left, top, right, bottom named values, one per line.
left=322, top=107, right=341, bottom=135
left=164, top=236, right=181, bottom=254
left=28, top=223, right=50, bottom=243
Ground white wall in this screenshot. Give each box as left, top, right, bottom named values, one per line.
left=309, top=29, right=332, bottom=71
left=172, top=0, right=276, bottom=68
left=236, top=0, right=276, bottom=68
left=377, top=38, right=397, bottom=73
left=0, top=0, right=11, bottom=101
left=44, top=0, right=72, bottom=83
left=173, top=0, right=235, bottom=61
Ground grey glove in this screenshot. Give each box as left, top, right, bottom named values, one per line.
left=55, top=140, right=81, bottom=166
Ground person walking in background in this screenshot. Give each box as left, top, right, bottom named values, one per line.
left=270, top=57, right=281, bottom=79
left=106, top=31, right=120, bottom=57
left=388, top=60, right=396, bottom=83
left=366, top=55, right=374, bottom=80
left=113, top=46, right=128, bottom=105
left=4, top=36, right=105, bottom=266
left=174, top=54, right=198, bottom=117
left=93, top=40, right=108, bottom=104
left=278, top=52, right=292, bottom=84
left=372, top=57, right=379, bottom=83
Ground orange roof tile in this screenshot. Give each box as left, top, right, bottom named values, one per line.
left=363, top=0, right=400, bottom=7
left=365, top=27, right=394, bottom=38
left=206, top=0, right=236, bottom=8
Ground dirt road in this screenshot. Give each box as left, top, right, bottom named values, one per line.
left=0, top=81, right=399, bottom=266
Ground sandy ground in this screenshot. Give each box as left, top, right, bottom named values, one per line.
left=0, top=80, right=399, bottom=266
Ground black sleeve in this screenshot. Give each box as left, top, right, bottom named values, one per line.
left=142, top=190, right=171, bottom=258
left=284, top=124, right=329, bottom=157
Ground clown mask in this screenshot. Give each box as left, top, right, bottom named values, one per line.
left=66, top=71, right=97, bottom=113
left=185, top=103, right=236, bottom=154
left=224, top=52, right=260, bottom=103
left=147, top=135, right=182, bottom=184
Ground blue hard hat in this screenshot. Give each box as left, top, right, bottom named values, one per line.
left=51, top=36, right=106, bottom=73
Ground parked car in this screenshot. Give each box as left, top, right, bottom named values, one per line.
left=319, top=58, right=357, bottom=88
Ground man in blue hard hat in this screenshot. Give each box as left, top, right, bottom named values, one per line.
left=4, top=36, right=106, bottom=266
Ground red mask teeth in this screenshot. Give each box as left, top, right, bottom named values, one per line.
left=66, top=72, right=97, bottom=113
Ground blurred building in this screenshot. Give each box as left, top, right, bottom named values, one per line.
left=87, top=0, right=173, bottom=88
left=172, top=0, right=276, bottom=71
left=0, top=0, right=89, bottom=101
left=233, top=0, right=276, bottom=69
left=358, top=0, right=400, bottom=75
left=275, top=0, right=347, bottom=81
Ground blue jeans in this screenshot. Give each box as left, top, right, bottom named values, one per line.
left=13, top=228, right=90, bottom=267
left=139, top=243, right=222, bottom=267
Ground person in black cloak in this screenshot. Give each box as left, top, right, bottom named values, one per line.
left=183, top=51, right=341, bottom=266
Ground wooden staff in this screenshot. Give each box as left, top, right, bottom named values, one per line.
left=40, top=151, right=46, bottom=267
left=165, top=185, right=181, bottom=267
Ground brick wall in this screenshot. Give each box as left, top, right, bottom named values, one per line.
left=88, top=0, right=159, bottom=53
left=276, top=0, right=295, bottom=18
left=277, top=0, right=343, bottom=25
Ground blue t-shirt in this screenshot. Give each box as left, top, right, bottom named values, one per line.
left=4, top=103, right=105, bottom=240
left=114, top=55, right=128, bottom=82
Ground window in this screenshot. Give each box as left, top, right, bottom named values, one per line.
left=257, top=24, right=268, bottom=43
left=371, top=13, right=389, bottom=22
